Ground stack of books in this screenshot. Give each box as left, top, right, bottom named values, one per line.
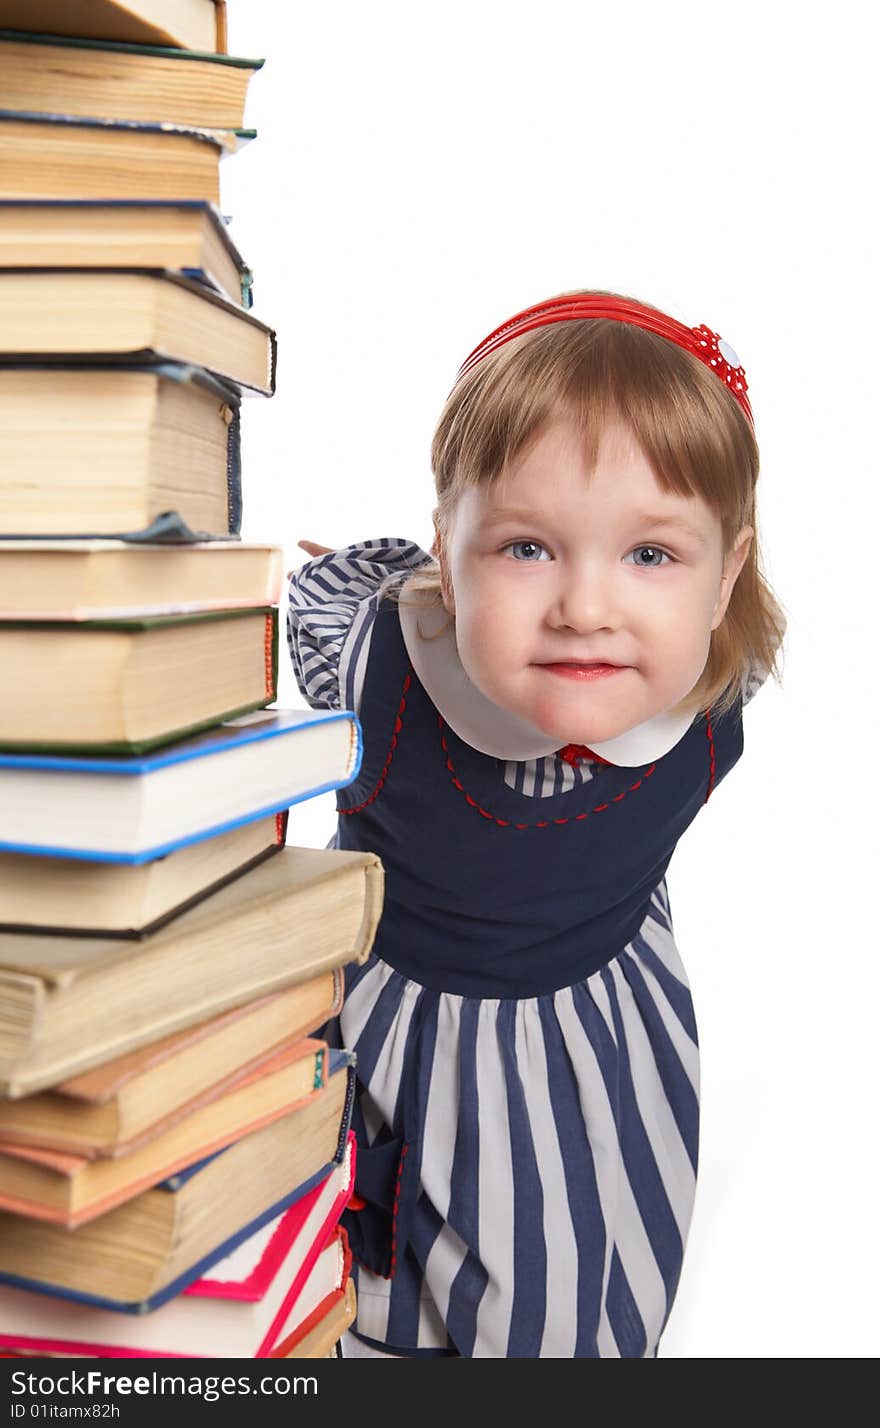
left=0, top=0, right=380, bottom=1360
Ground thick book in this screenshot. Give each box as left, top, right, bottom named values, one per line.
left=0, top=31, right=262, bottom=131
left=0, top=1, right=228, bottom=52
left=0, top=269, right=275, bottom=394
left=0, top=1037, right=329, bottom=1227
left=0, top=539, right=284, bottom=619
left=0, top=607, right=278, bottom=754
left=0, top=202, right=252, bottom=308
left=0, top=810, right=287, bottom=938
left=0, top=111, right=250, bottom=205
left=0, top=708, right=361, bottom=860
left=0, top=847, right=382, bottom=1096
left=0, top=971, right=342, bottom=1156
left=0, top=1053, right=355, bottom=1314
left=0, top=361, right=244, bottom=537
left=0, top=1226, right=354, bottom=1360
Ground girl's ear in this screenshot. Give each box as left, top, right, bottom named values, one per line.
left=711, top=525, right=753, bottom=631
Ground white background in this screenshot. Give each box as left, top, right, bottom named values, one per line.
left=225, top=0, right=877, bottom=1357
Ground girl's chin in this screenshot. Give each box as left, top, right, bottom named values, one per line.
left=529, top=711, right=641, bottom=746
left=550, top=724, right=639, bottom=747
left=526, top=698, right=643, bottom=747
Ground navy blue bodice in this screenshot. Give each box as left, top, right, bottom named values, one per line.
left=336, top=599, right=743, bottom=999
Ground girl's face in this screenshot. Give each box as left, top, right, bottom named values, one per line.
left=435, top=416, right=753, bottom=746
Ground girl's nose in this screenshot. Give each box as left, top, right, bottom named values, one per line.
left=549, top=564, right=622, bottom=634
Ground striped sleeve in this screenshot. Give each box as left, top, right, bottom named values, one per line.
left=741, top=609, right=788, bottom=708
left=286, top=537, right=434, bottom=715
left=741, top=662, right=769, bottom=708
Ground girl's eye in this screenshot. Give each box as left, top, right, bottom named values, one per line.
left=626, top=545, right=674, bottom=569
left=503, top=540, right=550, bottom=562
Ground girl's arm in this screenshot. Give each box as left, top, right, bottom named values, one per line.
left=286, top=536, right=434, bottom=716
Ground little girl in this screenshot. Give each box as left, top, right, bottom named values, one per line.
left=287, top=290, right=786, bottom=1359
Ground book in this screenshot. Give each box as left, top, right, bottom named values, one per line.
left=0, top=971, right=342, bottom=1156
left=0, top=607, right=278, bottom=753
left=189, top=1133, right=355, bottom=1303
left=0, top=1227, right=353, bottom=1360
left=0, top=361, right=244, bottom=537
left=0, top=539, right=284, bottom=619
left=0, top=1053, right=355, bottom=1313
left=0, top=112, right=249, bottom=205
left=0, top=1, right=228, bottom=52
left=0, top=202, right=251, bottom=308
left=280, top=1271, right=357, bottom=1360
left=0, top=708, right=361, bottom=860
left=0, top=269, right=275, bottom=394
left=0, top=1036, right=329, bottom=1226
left=0, top=1137, right=356, bottom=1355
left=0, top=811, right=287, bottom=939
left=0, top=847, right=382, bottom=1096
left=0, top=32, right=262, bottom=131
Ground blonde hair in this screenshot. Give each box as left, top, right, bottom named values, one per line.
left=391, top=288, right=787, bottom=719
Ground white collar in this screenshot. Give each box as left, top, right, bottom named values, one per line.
left=397, top=576, right=696, bottom=767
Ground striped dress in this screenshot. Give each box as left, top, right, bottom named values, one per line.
left=287, top=538, right=761, bottom=1359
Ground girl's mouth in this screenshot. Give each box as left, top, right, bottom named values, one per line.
left=538, top=663, right=627, bottom=681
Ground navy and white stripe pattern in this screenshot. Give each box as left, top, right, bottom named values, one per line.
left=287, top=539, right=603, bottom=797
left=336, top=879, right=694, bottom=1356
left=741, top=659, right=770, bottom=708
left=287, top=538, right=432, bottom=715
left=500, top=751, right=596, bottom=796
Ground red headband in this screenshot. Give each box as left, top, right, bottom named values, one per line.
left=454, top=293, right=753, bottom=425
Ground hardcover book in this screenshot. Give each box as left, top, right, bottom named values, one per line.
left=0, top=31, right=262, bottom=131
left=279, top=1267, right=357, bottom=1360
left=0, top=202, right=252, bottom=308
left=0, top=849, right=381, bottom=1096
left=0, top=269, right=275, bottom=394
left=0, top=361, right=245, bottom=537
left=0, top=1037, right=329, bottom=1226
left=0, top=1053, right=355, bottom=1313
left=0, top=539, right=284, bottom=619
left=0, top=1, right=228, bottom=52
left=0, top=606, right=279, bottom=753
left=0, top=971, right=342, bottom=1156
left=0, top=111, right=250, bottom=206
left=0, top=1226, right=354, bottom=1359
left=0, top=810, right=288, bottom=938
left=0, top=708, right=361, bottom=859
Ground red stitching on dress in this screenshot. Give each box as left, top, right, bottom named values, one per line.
left=339, top=671, right=412, bottom=815
left=704, top=711, right=717, bottom=802
left=439, top=715, right=659, bottom=828
left=338, top=663, right=717, bottom=820
left=389, top=1143, right=409, bottom=1279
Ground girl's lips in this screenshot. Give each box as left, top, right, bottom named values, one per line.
left=539, top=662, right=627, bottom=681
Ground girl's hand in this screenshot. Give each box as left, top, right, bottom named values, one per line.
left=288, top=540, right=335, bottom=579
left=297, top=540, right=334, bottom=557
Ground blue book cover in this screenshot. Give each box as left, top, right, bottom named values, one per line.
left=0, top=708, right=363, bottom=862
left=0, top=1051, right=356, bottom=1315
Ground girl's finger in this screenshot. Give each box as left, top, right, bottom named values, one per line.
left=297, top=540, right=334, bottom=556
